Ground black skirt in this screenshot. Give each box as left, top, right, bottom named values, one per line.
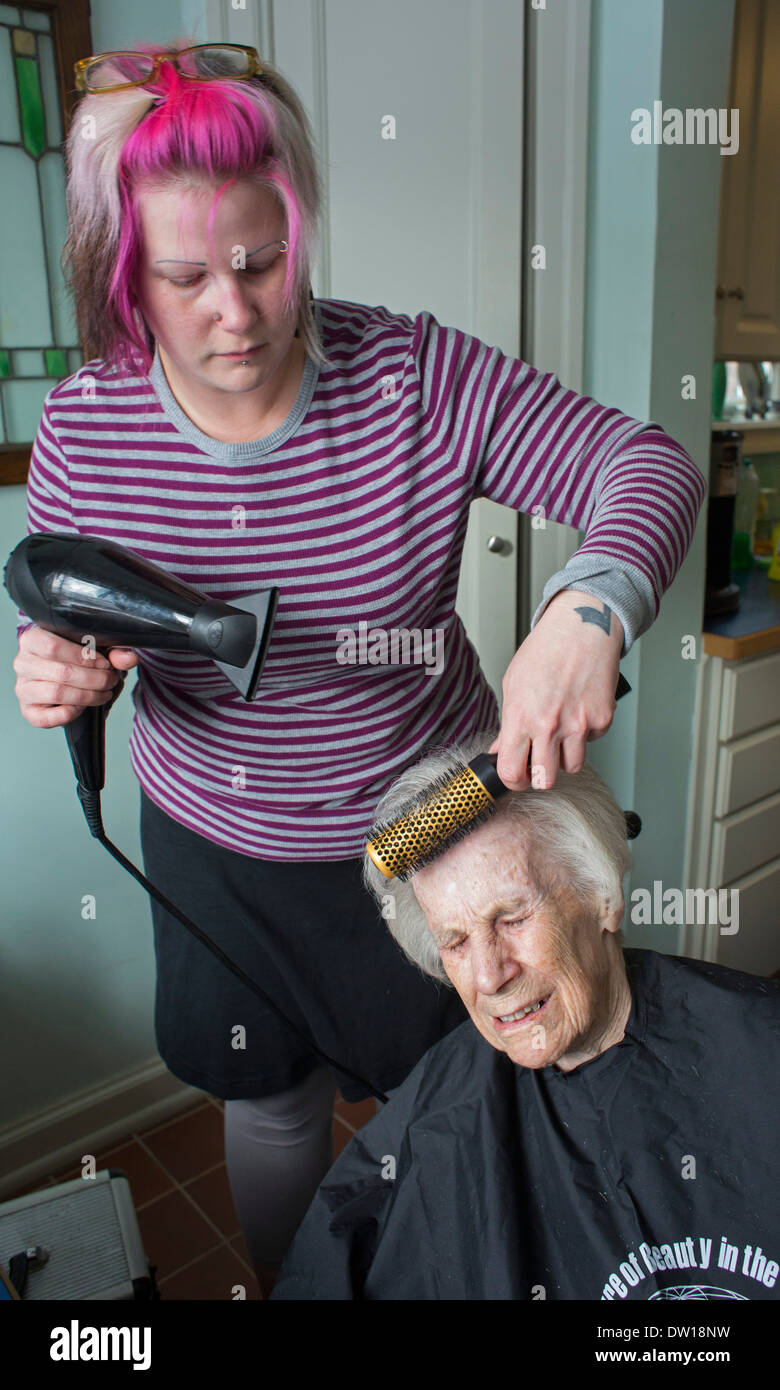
left=139, top=788, right=467, bottom=1102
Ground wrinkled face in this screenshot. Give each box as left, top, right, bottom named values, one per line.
left=412, top=816, right=627, bottom=1071
left=134, top=178, right=298, bottom=404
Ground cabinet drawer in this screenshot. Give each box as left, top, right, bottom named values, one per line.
left=714, top=723, right=780, bottom=816
left=719, top=650, right=780, bottom=740
left=716, top=854, right=780, bottom=978
left=711, top=790, right=780, bottom=883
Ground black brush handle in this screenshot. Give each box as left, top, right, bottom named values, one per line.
left=615, top=672, right=631, bottom=700
left=470, top=752, right=506, bottom=798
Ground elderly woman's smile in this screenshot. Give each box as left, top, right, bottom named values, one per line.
left=411, top=816, right=632, bottom=1072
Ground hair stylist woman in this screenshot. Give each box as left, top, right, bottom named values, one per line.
left=12, top=41, right=706, bottom=1296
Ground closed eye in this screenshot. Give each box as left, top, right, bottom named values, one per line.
left=169, top=262, right=279, bottom=289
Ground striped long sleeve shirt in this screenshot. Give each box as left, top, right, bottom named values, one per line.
left=18, top=297, right=706, bottom=858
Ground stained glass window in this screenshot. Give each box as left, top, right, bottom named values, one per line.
left=0, top=5, right=83, bottom=455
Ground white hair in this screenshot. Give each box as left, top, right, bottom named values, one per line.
left=362, top=730, right=632, bottom=984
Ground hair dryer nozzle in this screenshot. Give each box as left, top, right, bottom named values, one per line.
left=210, top=587, right=279, bottom=701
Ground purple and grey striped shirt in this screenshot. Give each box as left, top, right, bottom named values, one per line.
left=19, top=297, right=706, bottom=858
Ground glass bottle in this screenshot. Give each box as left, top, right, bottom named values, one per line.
left=731, top=457, right=760, bottom=569
left=753, top=488, right=779, bottom=567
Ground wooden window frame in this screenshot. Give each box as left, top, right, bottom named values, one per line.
left=0, top=0, right=91, bottom=485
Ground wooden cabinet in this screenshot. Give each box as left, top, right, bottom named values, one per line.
left=686, top=647, right=780, bottom=975
left=714, top=0, right=780, bottom=360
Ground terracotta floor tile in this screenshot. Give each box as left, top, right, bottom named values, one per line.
left=90, top=1141, right=175, bottom=1208
left=158, top=1242, right=261, bottom=1300
left=334, top=1096, right=378, bottom=1132
left=135, top=1187, right=223, bottom=1277
left=228, top=1230, right=254, bottom=1267
left=139, top=1102, right=224, bottom=1184
left=183, top=1164, right=242, bottom=1240
left=229, top=1235, right=280, bottom=1299
left=332, top=1115, right=354, bottom=1160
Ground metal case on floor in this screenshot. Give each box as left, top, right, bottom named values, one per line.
left=0, top=1168, right=156, bottom=1299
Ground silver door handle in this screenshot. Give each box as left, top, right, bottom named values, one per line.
left=486, top=535, right=512, bottom=555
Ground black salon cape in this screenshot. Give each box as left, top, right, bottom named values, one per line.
left=270, top=949, right=780, bottom=1300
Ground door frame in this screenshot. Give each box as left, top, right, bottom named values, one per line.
left=520, top=0, right=593, bottom=634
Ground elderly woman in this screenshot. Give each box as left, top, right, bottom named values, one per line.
left=271, top=739, right=780, bottom=1301
left=11, top=39, right=706, bottom=1292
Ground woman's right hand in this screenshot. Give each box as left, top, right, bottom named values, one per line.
left=13, top=626, right=139, bottom=729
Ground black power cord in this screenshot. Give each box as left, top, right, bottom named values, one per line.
left=75, top=782, right=389, bottom=1105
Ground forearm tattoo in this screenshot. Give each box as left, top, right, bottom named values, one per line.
left=573, top=600, right=612, bottom=635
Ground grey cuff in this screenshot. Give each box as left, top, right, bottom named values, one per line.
left=529, top=554, right=658, bottom=657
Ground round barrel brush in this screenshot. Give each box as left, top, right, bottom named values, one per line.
left=366, top=673, right=641, bottom=881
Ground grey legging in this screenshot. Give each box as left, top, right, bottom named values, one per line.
left=224, top=1065, right=345, bottom=1270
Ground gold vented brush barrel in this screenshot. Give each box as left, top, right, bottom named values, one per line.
left=365, top=676, right=637, bottom=881
left=366, top=753, right=505, bottom=880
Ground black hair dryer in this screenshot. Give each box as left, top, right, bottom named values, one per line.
left=4, top=532, right=278, bottom=795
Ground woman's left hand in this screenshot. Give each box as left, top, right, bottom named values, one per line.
left=489, top=588, right=625, bottom=790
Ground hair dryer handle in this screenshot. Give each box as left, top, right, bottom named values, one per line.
left=65, top=705, right=107, bottom=792
left=64, top=670, right=126, bottom=792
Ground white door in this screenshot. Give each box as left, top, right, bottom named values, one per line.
left=216, top=0, right=526, bottom=705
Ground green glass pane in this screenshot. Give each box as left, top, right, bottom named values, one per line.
left=0, top=350, right=10, bottom=378
left=44, top=348, right=67, bottom=377
left=15, top=52, right=45, bottom=157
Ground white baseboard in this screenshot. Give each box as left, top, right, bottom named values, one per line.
left=0, top=1059, right=206, bottom=1201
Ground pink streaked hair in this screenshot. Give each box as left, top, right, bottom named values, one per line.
left=62, top=37, right=327, bottom=377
